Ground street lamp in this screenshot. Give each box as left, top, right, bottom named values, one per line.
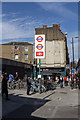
left=71, top=37, right=79, bottom=69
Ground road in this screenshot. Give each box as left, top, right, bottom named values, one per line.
left=1, top=86, right=80, bottom=120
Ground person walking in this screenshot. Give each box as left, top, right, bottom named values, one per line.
left=69, top=76, right=72, bottom=86
left=67, top=76, right=69, bottom=86
left=71, top=76, right=74, bottom=89
left=64, top=76, right=67, bottom=86
left=15, top=72, right=19, bottom=81
left=76, top=76, right=78, bottom=88
left=26, top=77, right=31, bottom=95
left=2, top=72, right=9, bottom=100
left=8, top=73, right=14, bottom=89
left=60, top=75, right=63, bottom=88
left=78, top=75, right=80, bottom=89
left=74, top=77, right=77, bottom=89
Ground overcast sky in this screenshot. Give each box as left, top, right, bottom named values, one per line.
left=1, top=2, right=79, bottom=61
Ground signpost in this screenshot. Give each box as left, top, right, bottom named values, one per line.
left=37, top=63, right=41, bottom=66
left=38, top=75, right=41, bottom=79
left=35, top=35, right=45, bottom=58
left=35, top=35, right=45, bottom=93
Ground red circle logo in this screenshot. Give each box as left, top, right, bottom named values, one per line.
left=36, top=36, right=43, bottom=42
left=36, top=44, right=43, bottom=50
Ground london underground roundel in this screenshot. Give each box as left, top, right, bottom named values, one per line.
left=35, top=34, right=45, bottom=58
left=36, top=36, right=43, bottom=42
left=36, top=44, right=43, bottom=50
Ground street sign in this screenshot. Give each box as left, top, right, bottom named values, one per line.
left=38, top=75, right=41, bottom=78
left=37, top=63, right=41, bottom=65
left=35, top=35, right=45, bottom=58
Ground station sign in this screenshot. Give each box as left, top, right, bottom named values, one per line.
left=35, top=35, right=45, bottom=58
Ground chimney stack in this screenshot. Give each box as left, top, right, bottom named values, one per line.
left=58, top=24, right=60, bottom=29
left=43, top=25, right=47, bottom=28
left=53, top=24, right=60, bottom=29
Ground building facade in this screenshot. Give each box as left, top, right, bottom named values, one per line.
left=77, top=58, right=80, bottom=73
left=35, top=24, right=69, bottom=78
left=1, top=42, right=33, bottom=64
left=0, top=42, right=33, bottom=78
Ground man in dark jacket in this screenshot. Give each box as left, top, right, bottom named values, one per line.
left=15, top=72, right=19, bottom=81
left=26, top=77, right=31, bottom=95
left=2, top=72, right=9, bottom=100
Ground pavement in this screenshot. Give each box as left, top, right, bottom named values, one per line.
left=1, top=86, right=80, bottom=120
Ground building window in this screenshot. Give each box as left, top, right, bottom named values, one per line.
left=15, top=54, right=18, bottom=59
left=25, top=46, right=28, bottom=52
left=25, top=54, right=28, bottom=60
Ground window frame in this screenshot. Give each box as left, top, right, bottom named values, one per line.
left=25, top=54, right=28, bottom=60
left=25, top=46, right=28, bottom=52
left=15, top=54, right=18, bottom=60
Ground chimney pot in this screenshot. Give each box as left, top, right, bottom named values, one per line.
left=43, top=25, right=47, bottom=28
left=58, top=24, right=60, bottom=29
left=53, top=24, right=60, bottom=29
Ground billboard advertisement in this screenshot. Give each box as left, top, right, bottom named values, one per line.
left=35, top=35, right=45, bottom=58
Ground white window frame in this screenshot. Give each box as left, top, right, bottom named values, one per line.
left=25, top=46, right=28, bottom=52
left=25, top=54, right=28, bottom=60
left=15, top=54, right=18, bottom=59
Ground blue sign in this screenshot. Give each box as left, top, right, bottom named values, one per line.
left=72, top=69, right=75, bottom=73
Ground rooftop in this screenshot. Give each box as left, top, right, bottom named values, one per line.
left=1, top=42, right=33, bottom=45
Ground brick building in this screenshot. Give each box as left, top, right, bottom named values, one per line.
left=35, top=24, right=69, bottom=79
left=0, top=42, right=33, bottom=78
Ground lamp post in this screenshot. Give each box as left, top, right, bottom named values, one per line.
left=13, top=42, right=15, bottom=60
left=33, top=41, right=36, bottom=80
left=71, top=37, right=78, bottom=69
left=72, top=37, right=74, bottom=68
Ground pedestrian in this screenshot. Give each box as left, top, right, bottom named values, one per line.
left=33, top=81, right=38, bottom=92
left=60, top=75, right=63, bottom=88
left=76, top=76, right=78, bottom=88
left=67, top=76, right=69, bottom=86
left=2, top=72, right=9, bottom=100
left=71, top=76, right=74, bottom=89
left=69, top=76, right=72, bottom=86
left=26, top=77, right=31, bottom=95
left=55, top=75, right=58, bottom=87
left=74, top=77, right=77, bottom=89
left=78, top=74, right=80, bottom=89
left=15, top=72, right=19, bottom=81
left=64, top=76, right=67, bottom=86
left=44, top=79, right=47, bottom=90
left=8, top=73, right=14, bottom=89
